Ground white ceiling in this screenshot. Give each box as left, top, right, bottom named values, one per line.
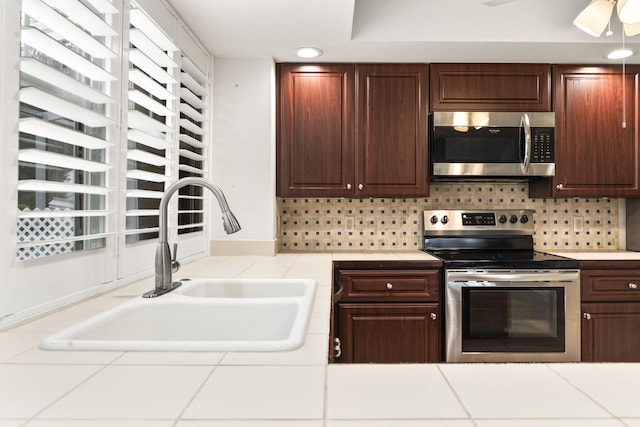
left=167, top=0, right=640, bottom=64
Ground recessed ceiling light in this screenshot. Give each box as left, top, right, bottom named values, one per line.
left=607, top=48, right=637, bottom=59
left=295, top=47, right=323, bottom=59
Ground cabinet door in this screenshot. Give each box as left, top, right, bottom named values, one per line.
left=546, top=65, right=640, bottom=198
left=582, top=302, right=640, bottom=362
left=337, top=303, right=440, bottom=363
left=429, top=63, right=551, bottom=111
left=277, top=64, right=355, bottom=196
left=356, top=64, right=429, bottom=197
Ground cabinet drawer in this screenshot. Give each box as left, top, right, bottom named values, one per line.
left=337, top=270, right=440, bottom=301
left=581, top=270, right=640, bottom=302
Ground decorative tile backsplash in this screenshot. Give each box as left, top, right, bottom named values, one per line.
left=277, top=182, right=620, bottom=252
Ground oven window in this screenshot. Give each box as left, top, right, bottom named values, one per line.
left=461, top=287, right=565, bottom=353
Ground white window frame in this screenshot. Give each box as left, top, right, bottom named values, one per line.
left=0, top=0, right=212, bottom=328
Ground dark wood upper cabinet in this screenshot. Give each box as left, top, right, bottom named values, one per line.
left=530, top=65, right=640, bottom=198
left=429, top=63, right=551, bottom=111
left=356, top=64, right=429, bottom=197
left=279, top=62, right=640, bottom=199
left=277, top=63, right=355, bottom=197
left=277, top=63, right=429, bottom=197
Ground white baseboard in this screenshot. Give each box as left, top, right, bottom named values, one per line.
left=209, top=240, right=278, bottom=256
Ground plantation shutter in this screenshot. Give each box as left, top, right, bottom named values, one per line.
left=125, top=4, right=178, bottom=243
left=178, top=55, right=208, bottom=235
left=17, top=0, right=119, bottom=260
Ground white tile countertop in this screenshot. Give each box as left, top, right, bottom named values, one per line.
left=549, top=250, right=640, bottom=260
left=1, top=252, right=640, bottom=426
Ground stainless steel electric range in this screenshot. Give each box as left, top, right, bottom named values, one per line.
left=422, top=209, right=581, bottom=363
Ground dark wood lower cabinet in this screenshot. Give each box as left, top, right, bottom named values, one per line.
left=581, top=302, right=640, bottom=362
left=580, top=265, right=640, bottom=362
left=337, top=303, right=440, bottom=363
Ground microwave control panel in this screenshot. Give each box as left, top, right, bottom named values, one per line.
left=531, top=128, right=554, bottom=163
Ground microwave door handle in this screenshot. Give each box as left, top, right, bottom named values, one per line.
left=521, top=113, right=532, bottom=174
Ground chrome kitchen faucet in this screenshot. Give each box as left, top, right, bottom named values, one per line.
left=143, top=177, right=241, bottom=298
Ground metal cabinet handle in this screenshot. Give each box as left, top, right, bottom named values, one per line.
left=630, top=283, right=638, bottom=289
left=583, top=312, right=591, bottom=320
left=556, top=183, right=564, bottom=191
left=333, top=337, right=342, bottom=358
left=358, top=184, right=364, bottom=190
left=346, top=184, right=352, bottom=190
left=430, top=313, right=437, bottom=321
left=386, top=282, right=393, bottom=290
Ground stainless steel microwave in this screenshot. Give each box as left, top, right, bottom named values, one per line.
left=431, top=111, right=555, bottom=178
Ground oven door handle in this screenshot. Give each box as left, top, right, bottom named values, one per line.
left=447, top=270, right=579, bottom=283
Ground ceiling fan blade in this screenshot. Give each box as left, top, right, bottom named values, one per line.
left=483, top=0, right=517, bottom=6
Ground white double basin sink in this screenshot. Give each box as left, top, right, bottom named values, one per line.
left=40, top=278, right=317, bottom=352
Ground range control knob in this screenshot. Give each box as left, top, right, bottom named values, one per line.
left=520, top=215, right=529, bottom=224
left=498, top=215, right=507, bottom=224
left=509, top=215, right=518, bottom=224
left=441, top=215, right=449, bottom=224
left=430, top=215, right=438, bottom=225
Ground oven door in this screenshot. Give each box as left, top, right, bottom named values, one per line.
left=445, top=269, right=580, bottom=363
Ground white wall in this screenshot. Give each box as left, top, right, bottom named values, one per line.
left=210, top=58, right=278, bottom=254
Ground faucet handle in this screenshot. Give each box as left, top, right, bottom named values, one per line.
left=171, top=243, right=180, bottom=273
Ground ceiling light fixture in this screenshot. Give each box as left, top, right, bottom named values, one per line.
left=619, top=0, right=640, bottom=23
left=295, top=47, right=323, bottom=59
left=607, top=47, right=637, bottom=58
left=574, top=0, right=616, bottom=36
left=574, top=0, right=640, bottom=36
left=574, top=0, right=640, bottom=130
left=607, top=21, right=614, bottom=35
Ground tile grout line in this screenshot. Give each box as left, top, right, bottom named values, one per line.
left=172, top=363, right=220, bottom=426
left=233, top=255, right=270, bottom=277
left=545, top=364, right=621, bottom=420
left=23, top=362, right=113, bottom=423
left=10, top=345, right=127, bottom=424
left=322, top=364, right=329, bottom=426
left=436, top=364, right=477, bottom=424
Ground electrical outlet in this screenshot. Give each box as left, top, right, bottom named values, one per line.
left=573, top=216, right=584, bottom=232
left=345, top=216, right=355, bottom=230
